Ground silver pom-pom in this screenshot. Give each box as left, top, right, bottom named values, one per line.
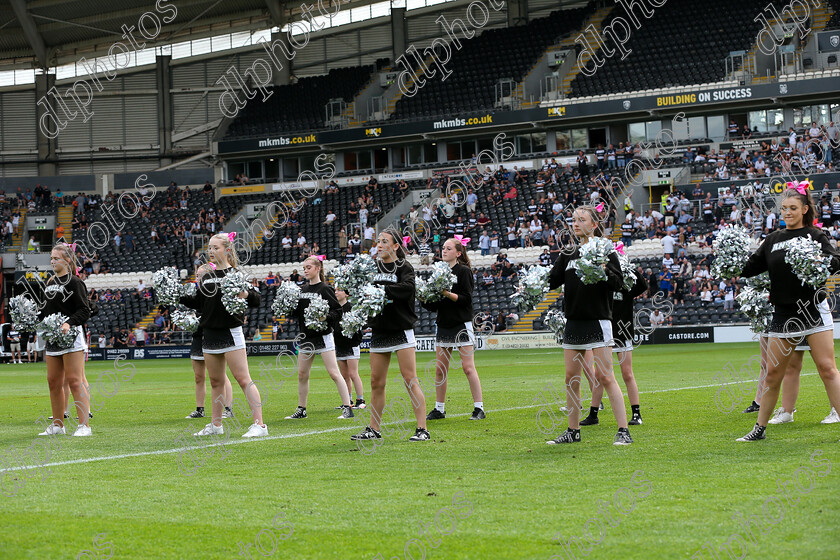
left=153, top=267, right=183, bottom=306
left=576, top=237, right=615, bottom=285
left=617, top=254, right=637, bottom=292
left=355, top=283, right=387, bottom=318
left=545, top=309, right=566, bottom=342
left=172, top=306, right=200, bottom=332
left=271, top=281, right=301, bottom=317
left=784, top=234, right=831, bottom=288
left=711, top=226, right=751, bottom=279
left=747, top=272, right=771, bottom=291
left=180, top=282, right=196, bottom=298
left=333, top=254, right=378, bottom=296
left=416, top=261, right=456, bottom=303
left=9, top=295, right=39, bottom=332
left=736, top=287, right=772, bottom=333
left=510, top=265, right=550, bottom=313
left=340, top=309, right=367, bottom=337
left=220, top=270, right=251, bottom=316
left=38, top=313, right=80, bottom=348
left=303, top=293, right=330, bottom=332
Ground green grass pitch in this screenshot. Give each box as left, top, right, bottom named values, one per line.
left=0, top=342, right=839, bottom=559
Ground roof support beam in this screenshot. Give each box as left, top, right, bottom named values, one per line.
left=8, top=0, right=49, bottom=68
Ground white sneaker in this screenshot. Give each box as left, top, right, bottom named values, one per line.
left=73, top=424, right=92, bottom=437
left=38, top=423, right=65, bottom=436
left=821, top=407, right=840, bottom=424
left=194, top=423, right=224, bottom=436
left=768, top=408, right=794, bottom=424
left=242, top=423, right=268, bottom=438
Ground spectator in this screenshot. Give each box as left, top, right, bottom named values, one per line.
left=478, top=230, right=490, bottom=256
left=650, top=308, right=666, bottom=327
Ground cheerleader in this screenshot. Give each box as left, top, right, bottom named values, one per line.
left=38, top=243, right=92, bottom=437
left=186, top=264, right=233, bottom=420
left=545, top=206, right=632, bottom=446
left=179, top=232, right=268, bottom=438
left=422, top=237, right=485, bottom=421
left=582, top=266, right=648, bottom=426
left=736, top=186, right=840, bottom=441
left=334, top=288, right=366, bottom=409
left=350, top=230, right=430, bottom=442
left=284, top=256, right=355, bottom=420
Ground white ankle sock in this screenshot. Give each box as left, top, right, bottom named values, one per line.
left=475, top=402, right=484, bottom=410
left=435, top=402, right=445, bottom=413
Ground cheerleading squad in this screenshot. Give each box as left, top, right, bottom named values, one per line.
left=23, top=183, right=840, bottom=446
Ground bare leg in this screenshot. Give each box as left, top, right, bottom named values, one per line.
left=321, top=350, right=351, bottom=406
left=63, top=351, right=89, bottom=427
left=192, top=359, right=205, bottom=407
left=203, top=354, right=227, bottom=427
left=586, top=347, right=628, bottom=429
left=757, top=337, right=796, bottom=426
left=564, top=350, right=584, bottom=429
left=46, top=356, right=66, bottom=427
left=338, top=360, right=352, bottom=397
left=396, top=347, right=426, bottom=429
left=347, top=358, right=364, bottom=399
left=458, top=345, right=483, bottom=404
left=780, top=350, right=803, bottom=412
left=806, top=330, right=840, bottom=417
left=368, top=352, right=390, bottom=432
left=296, top=352, right=315, bottom=408
left=434, top=346, right=452, bottom=404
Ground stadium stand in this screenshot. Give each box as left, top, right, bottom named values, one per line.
left=223, top=65, right=376, bottom=140
left=569, top=0, right=788, bottom=98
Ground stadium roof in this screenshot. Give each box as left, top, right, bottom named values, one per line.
left=0, top=0, right=385, bottom=69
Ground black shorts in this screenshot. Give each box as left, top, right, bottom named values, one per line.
left=370, top=329, right=415, bottom=353
left=767, top=301, right=832, bottom=340
left=435, top=322, right=476, bottom=348
left=297, top=332, right=335, bottom=355
left=202, top=326, right=246, bottom=354
left=562, top=319, right=613, bottom=350
left=336, top=345, right=360, bottom=361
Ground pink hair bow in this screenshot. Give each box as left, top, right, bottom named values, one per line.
left=613, top=242, right=625, bottom=255
left=208, top=262, right=217, bottom=270
left=67, top=242, right=77, bottom=251
left=786, top=180, right=809, bottom=195
left=76, top=267, right=82, bottom=274
left=316, top=255, right=326, bottom=261
left=595, top=202, right=604, bottom=212
left=453, top=234, right=471, bottom=246
left=814, top=220, right=824, bottom=228
left=227, top=232, right=237, bottom=242
left=402, top=236, right=411, bottom=246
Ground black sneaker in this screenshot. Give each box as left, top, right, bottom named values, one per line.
left=614, top=428, right=633, bottom=446
left=222, top=407, right=233, bottom=419
left=354, top=398, right=366, bottom=409
left=185, top=409, right=205, bottom=419
left=334, top=404, right=344, bottom=410
left=736, top=424, right=766, bottom=442
left=285, top=407, right=307, bottom=419
left=469, top=408, right=486, bottom=420
left=48, top=413, right=71, bottom=420
left=89, top=411, right=94, bottom=419
left=742, top=401, right=760, bottom=413
left=409, top=427, right=431, bottom=441
left=426, top=409, right=445, bottom=420
left=546, top=429, right=581, bottom=444
left=629, top=412, right=643, bottom=425
left=579, top=413, right=599, bottom=426
left=338, top=405, right=354, bottom=419
left=350, top=426, right=382, bottom=440
left=598, top=402, right=605, bottom=411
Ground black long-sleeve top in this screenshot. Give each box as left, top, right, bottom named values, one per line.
left=741, top=227, right=840, bottom=307
left=290, top=281, right=341, bottom=336
left=39, top=274, right=91, bottom=327
left=549, top=246, right=623, bottom=321
left=334, top=301, right=364, bottom=349
left=179, top=267, right=261, bottom=329
left=368, top=259, right=417, bottom=332
left=420, top=263, right=474, bottom=327
left=611, top=273, right=648, bottom=340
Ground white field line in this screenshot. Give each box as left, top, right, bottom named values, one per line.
left=3, top=374, right=818, bottom=472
